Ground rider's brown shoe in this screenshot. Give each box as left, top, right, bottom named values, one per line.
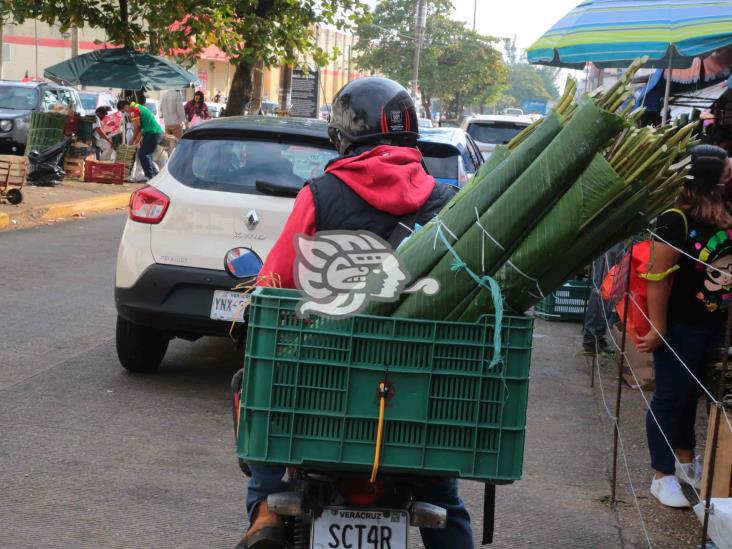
left=235, top=502, right=286, bottom=549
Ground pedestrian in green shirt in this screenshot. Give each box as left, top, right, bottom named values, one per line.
left=117, top=100, right=163, bottom=180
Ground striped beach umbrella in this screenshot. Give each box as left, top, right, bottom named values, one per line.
left=527, top=0, right=732, bottom=121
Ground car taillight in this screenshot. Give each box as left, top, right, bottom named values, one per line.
left=129, top=185, right=169, bottom=224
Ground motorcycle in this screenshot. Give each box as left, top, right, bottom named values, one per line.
left=231, top=370, right=497, bottom=549
left=265, top=469, right=447, bottom=549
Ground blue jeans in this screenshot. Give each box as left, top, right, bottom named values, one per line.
left=583, top=242, right=625, bottom=339
left=138, top=132, right=163, bottom=178
left=245, top=465, right=474, bottom=548
left=646, top=322, right=719, bottom=474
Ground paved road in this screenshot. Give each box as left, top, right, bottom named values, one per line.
left=0, top=216, right=625, bottom=548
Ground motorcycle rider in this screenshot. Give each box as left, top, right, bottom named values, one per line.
left=234, top=77, right=473, bottom=549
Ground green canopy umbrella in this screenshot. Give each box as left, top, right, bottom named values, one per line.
left=527, top=0, right=732, bottom=122
left=44, top=47, right=199, bottom=91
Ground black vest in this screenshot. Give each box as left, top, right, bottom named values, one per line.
left=308, top=172, right=453, bottom=243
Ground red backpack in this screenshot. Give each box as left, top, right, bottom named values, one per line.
left=600, top=209, right=688, bottom=346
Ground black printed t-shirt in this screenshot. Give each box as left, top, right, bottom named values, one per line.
left=654, top=210, right=732, bottom=326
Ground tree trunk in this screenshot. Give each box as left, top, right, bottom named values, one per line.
left=278, top=64, right=292, bottom=113
left=223, top=60, right=254, bottom=117
left=118, top=0, right=130, bottom=47
left=421, top=95, right=432, bottom=121
left=250, top=60, right=264, bottom=114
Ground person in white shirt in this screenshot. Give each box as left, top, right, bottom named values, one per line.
left=160, top=88, right=187, bottom=139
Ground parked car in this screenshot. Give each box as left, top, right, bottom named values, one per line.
left=207, top=102, right=227, bottom=118
left=418, top=117, right=434, bottom=129
left=114, top=116, right=338, bottom=372
left=320, top=103, right=332, bottom=121
left=0, top=80, right=84, bottom=154
left=503, top=108, right=524, bottom=116
left=461, top=114, right=532, bottom=158
left=418, top=126, right=484, bottom=188
left=79, top=91, right=118, bottom=116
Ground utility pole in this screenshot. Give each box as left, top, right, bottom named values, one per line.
left=71, top=27, right=79, bottom=57
left=411, top=0, right=426, bottom=102
left=34, top=20, right=39, bottom=80
left=473, top=0, right=477, bottom=31
left=0, top=18, right=4, bottom=81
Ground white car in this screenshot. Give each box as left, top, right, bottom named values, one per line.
left=141, top=98, right=165, bottom=126
left=460, top=115, right=532, bottom=158
left=114, top=116, right=337, bottom=372
left=207, top=102, right=227, bottom=118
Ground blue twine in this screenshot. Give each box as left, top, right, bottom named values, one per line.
left=435, top=220, right=504, bottom=369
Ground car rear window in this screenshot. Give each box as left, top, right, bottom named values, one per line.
left=466, top=122, right=528, bottom=145
left=419, top=142, right=459, bottom=180
left=0, top=86, right=38, bottom=110
left=168, top=137, right=338, bottom=194
left=423, top=155, right=458, bottom=180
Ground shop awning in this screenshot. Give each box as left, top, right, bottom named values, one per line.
left=668, top=81, right=730, bottom=118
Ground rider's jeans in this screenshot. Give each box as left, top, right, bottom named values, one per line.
left=246, top=467, right=474, bottom=549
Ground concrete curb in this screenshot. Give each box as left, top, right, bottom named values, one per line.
left=0, top=192, right=130, bottom=232
left=39, top=193, right=131, bottom=222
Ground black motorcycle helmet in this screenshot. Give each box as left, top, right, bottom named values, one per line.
left=328, top=77, right=419, bottom=155
left=689, top=144, right=728, bottom=189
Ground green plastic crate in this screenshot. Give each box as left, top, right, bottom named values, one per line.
left=534, top=279, right=591, bottom=321
left=237, top=287, right=534, bottom=482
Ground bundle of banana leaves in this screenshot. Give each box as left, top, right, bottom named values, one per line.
left=364, top=57, right=696, bottom=322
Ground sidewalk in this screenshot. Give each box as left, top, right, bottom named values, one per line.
left=480, top=319, right=624, bottom=548
left=0, top=179, right=140, bottom=231
left=593, top=350, right=707, bottom=548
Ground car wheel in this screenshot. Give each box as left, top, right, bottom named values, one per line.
left=116, top=315, right=169, bottom=373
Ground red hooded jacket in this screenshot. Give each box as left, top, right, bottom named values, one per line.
left=259, top=145, right=436, bottom=288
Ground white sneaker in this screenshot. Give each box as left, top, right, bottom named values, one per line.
left=650, top=475, right=690, bottom=508
left=675, top=456, right=703, bottom=490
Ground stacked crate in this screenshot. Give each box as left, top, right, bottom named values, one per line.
left=64, top=143, right=95, bottom=180
left=115, top=144, right=138, bottom=179
left=25, top=112, right=66, bottom=155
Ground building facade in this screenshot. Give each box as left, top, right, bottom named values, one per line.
left=0, top=19, right=366, bottom=107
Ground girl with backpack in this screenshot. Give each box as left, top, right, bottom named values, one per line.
left=638, top=145, right=732, bottom=508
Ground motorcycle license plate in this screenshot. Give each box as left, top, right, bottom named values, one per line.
left=311, top=508, right=408, bottom=549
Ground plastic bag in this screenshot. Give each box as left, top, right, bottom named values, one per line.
left=27, top=137, right=71, bottom=187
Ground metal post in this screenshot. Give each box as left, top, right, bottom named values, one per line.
left=411, top=0, right=426, bottom=102
left=611, top=241, right=634, bottom=505
left=347, top=44, right=353, bottom=83
left=701, top=305, right=732, bottom=548
left=662, top=49, right=673, bottom=125
left=473, top=0, right=477, bottom=31
left=0, top=18, right=4, bottom=81
left=71, top=27, right=79, bottom=57
left=34, top=20, right=39, bottom=80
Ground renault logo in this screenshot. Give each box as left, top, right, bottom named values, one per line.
left=246, top=210, right=259, bottom=230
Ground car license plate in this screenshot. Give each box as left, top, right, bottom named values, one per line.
left=311, top=508, right=408, bottom=549
left=210, top=290, right=249, bottom=322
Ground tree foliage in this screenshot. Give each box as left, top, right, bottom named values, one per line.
left=355, top=0, right=506, bottom=120
left=493, top=35, right=561, bottom=111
